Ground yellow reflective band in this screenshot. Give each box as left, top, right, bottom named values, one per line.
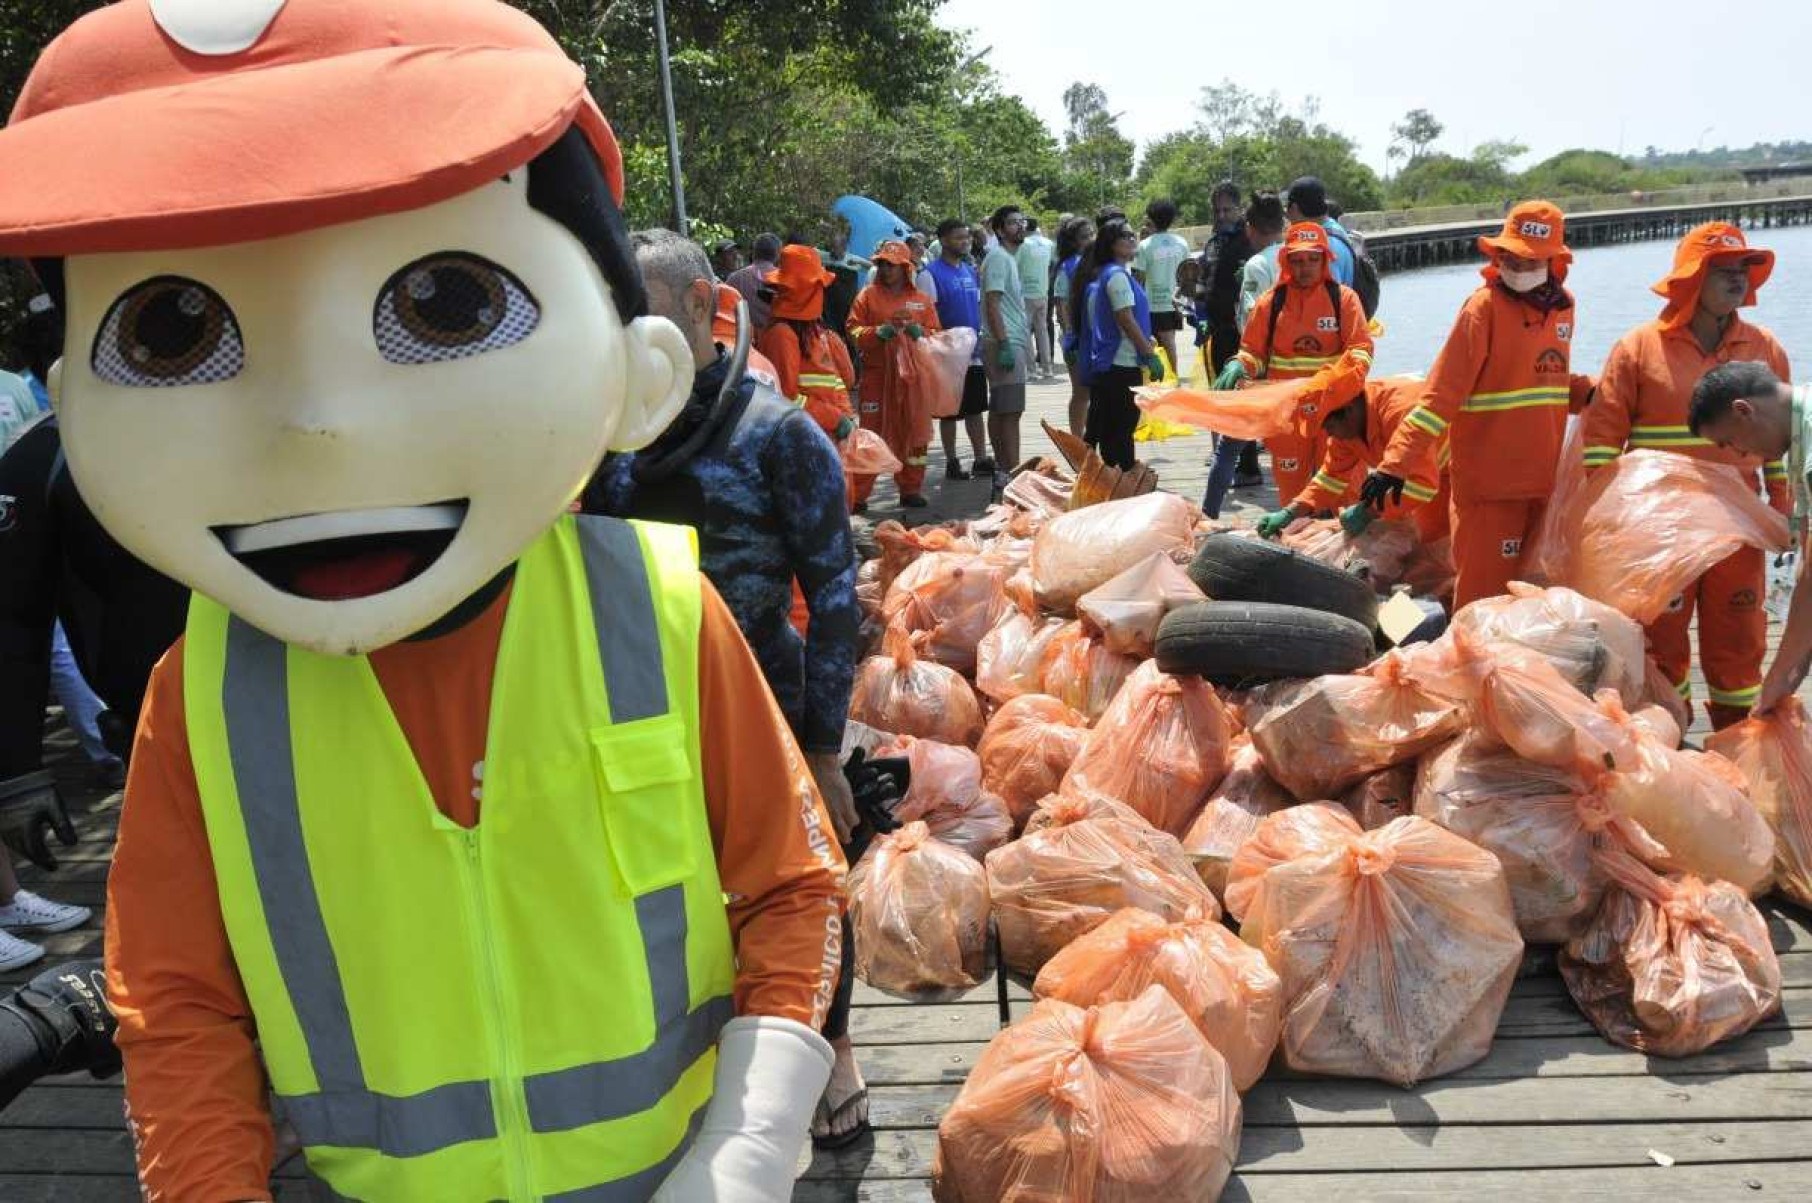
left=1460, top=387, right=1569, bottom=413
left=798, top=374, right=847, bottom=390
left=1310, top=471, right=1346, bottom=493
left=1629, top=424, right=1712, bottom=448
left=1709, top=684, right=1762, bottom=707
left=1675, top=677, right=1693, bottom=699
left=1351, top=349, right=1373, bottom=364
left=1402, top=480, right=1439, bottom=502
left=1766, top=460, right=1789, bottom=480
left=1270, top=355, right=1338, bottom=371
left=1406, top=406, right=1448, bottom=436
left=1582, top=445, right=1623, bottom=465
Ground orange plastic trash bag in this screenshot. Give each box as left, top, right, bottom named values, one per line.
left=883, top=552, right=1013, bottom=675
left=1341, top=763, right=1416, bottom=832
left=1039, top=620, right=1140, bottom=722
left=1076, top=550, right=1206, bottom=657
left=1135, top=376, right=1311, bottom=441
left=912, top=326, right=978, bottom=419
left=1181, top=737, right=1294, bottom=899
left=850, top=625, right=985, bottom=746
left=1605, top=731, right=1775, bottom=896
left=1002, top=464, right=1076, bottom=524
left=1561, top=450, right=1791, bottom=623
left=839, top=426, right=904, bottom=477
left=1640, top=654, right=1691, bottom=740
left=1449, top=582, right=1647, bottom=701
left=847, top=821, right=993, bottom=1002
left=1063, top=661, right=1235, bottom=837
left=975, top=603, right=1067, bottom=704
left=1521, top=415, right=1588, bottom=586
left=879, top=735, right=1014, bottom=861
left=1707, top=697, right=1812, bottom=908
left=931, top=986, right=1242, bottom=1203
left=1249, top=651, right=1464, bottom=801
left=1280, top=518, right=1420, bottom=593
left=977, top=695, right=1092, bottom=829
left=1561, top=848, right=1781, bottom=1057
left=873, top=520, right=978, bottom=593
left=1020, top=790, right=1150, bottom=835
left=1031, top=491, right=1198, bottom=612
left=1414, top=732, right=1618, bottom=944
left=985, top=798, right=1218, bottom=977
left=1222, top=800, right=1365, bottom=923
left=1234, top=809, right=1525, bottom=1086
left=1034, top=907, right=1283, bottom=1091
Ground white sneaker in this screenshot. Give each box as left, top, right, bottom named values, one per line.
left=0, top=890, right=92, bottom=934
left=0, top=929, right=46, bottom=972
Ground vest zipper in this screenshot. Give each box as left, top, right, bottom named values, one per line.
left=464, top=829, right=536, bottom=1201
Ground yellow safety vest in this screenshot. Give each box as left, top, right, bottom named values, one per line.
left=184, top=515, right=734, bottom=1201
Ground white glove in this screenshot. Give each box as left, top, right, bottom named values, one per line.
left=652, top=1015, right=834, bottom=1202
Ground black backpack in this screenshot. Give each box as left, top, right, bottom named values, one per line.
left=1326, top=225, right=1381, bottom=317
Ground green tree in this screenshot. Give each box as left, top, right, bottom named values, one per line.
left=1391, top=108, right=1444, bottom=166
left=1061, top=82, right=1135, bottom=209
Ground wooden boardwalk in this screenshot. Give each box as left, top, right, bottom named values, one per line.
left=5, top=376, right=1811, bottom=1199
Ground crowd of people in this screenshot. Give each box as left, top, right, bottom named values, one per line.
left=0, top=3, right=1810, bottom=1198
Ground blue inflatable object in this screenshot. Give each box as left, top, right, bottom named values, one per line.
left=832, top=194, right=913, bottom=259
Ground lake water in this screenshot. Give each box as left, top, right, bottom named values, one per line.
left=1369, top=222, right=1812, bottom=378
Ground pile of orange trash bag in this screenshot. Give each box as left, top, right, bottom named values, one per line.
left=1708, top=697, right=1812, bottom=908
left=977, top=695, right=1092, bottom=829
left=1030, top=491, right=1197, bottom=612
left=1560, top=847, right=1781, bottom=1057
left=1182, top=737, right=1294, bottom=900
left=1034, top=907, right=1283, bottom=1091
left=1228, top=804, right=1525, bottom=1086
left=1134, top=376, right=1310, bottom=441
left=1280, top=517, right=1420, bottom=592
left=878, top=735, right=1014, bottom=861
left=1249, top=651, right=1464, bottom=801
left=883, top=551, right=1014, bottom=675
left=1076, top=551, right=1205, bottom=657
left=1038, top=620, right=1141, bottom=722
left=1555, top=450, right=1791, bottom=624
left=1342, top=763, right=1415, bottom=831
left=873, top=520, right=978, bottom=593
left=1063, top=661, right=1235, bottom=836
left=974, top=597, right=1067, bottom=704
left=985, top=794, right=1218, bottom=977
left=932, top=986, right=1242, bottom=1203
left=1449, top=582, right=1646, bottom=701
left=850, top=625, right=985, bottom=746
left=847, top=822, right=993, bottom=1001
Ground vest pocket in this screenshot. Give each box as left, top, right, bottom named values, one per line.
left=591, top=713, right=697, bottom=894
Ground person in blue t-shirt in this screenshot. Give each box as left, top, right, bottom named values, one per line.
left=923, top=217, right=992, bottom=479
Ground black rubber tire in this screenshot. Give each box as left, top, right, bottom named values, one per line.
left=1187, top=533, right=1379, bottom=629
left=1155, top=601, right=1376, bottom=686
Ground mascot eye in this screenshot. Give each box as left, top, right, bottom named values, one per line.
left=92, top=277, right=244, bottom=387
left=373, top=253, right=540, bottom=365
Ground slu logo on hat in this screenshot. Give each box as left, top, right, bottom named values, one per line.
left=1292, top=229, right=1319, bottom=243
left=1710, top=233, right=1745, bottom=248
left=1519, top=221, right=1553, bottom=239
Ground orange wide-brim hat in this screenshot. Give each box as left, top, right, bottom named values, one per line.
left=871, top=240, right=916, bottom=270
left=1652, top=221, right=1774, bottom=328
left=764, top=244, right=836, bottom=321
left=0, top=0, right=622, bottom=255
left=1478, top=200, right=1571, bottom=264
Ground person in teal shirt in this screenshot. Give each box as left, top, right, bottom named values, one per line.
left=1133, top=197, right=1190, bottom=379
left=981, top=204, right=1031, bottom=485
left=1016, top=217, right=1056, bottom=380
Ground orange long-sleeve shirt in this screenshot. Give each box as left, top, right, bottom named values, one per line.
left=1296, top=376, right=1443, bottom=515
left=757, top=320, right=857, bottom=436
left=1583, top=314, right=1791, bottom=512
left=105, top=577, right=846, bottom=1202
left=1381, top=281, right=1596, bottom=504
left=1235, top=275, right=1373, bottom=382
left=847, top=283, right=941, bottom=405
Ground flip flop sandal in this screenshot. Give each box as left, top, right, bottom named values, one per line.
left=810, top=1085, right=871, bottom=1151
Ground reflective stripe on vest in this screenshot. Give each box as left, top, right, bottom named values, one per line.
left=188, top=515, right=733, bottom=1200
left=1460, top=386, right=1569, bottom=413
left=1267, top=353, right=1337, bottom=373
left=1627, top=423, right=1712, bottom=449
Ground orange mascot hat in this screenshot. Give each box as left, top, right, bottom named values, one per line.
left=763, top=244, right=836, bottom=322
left=0, top=0, right=624, bottom=255
left=1652, top=221, right=1774, bottom=329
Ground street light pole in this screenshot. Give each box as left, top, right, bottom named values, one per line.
left=653, top=0, right=688, bottom=236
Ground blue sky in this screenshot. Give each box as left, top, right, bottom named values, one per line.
left=937, top=0, right=1812, bottom=173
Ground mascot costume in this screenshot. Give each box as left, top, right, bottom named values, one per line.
left=0, top=2, right=848, bottom=1199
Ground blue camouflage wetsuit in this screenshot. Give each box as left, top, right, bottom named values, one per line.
left=584, top=352, right=860, bottom=754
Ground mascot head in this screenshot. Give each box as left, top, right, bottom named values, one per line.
left=0, top=0, right=693, bottom=654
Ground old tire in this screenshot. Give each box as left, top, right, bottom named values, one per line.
left=1187, top=533, right=1379, bottom=629
left=1155, top=601, right=1376, bottom=686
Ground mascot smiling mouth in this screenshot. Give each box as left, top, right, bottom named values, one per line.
left=214, top=501, right=468, bottom=601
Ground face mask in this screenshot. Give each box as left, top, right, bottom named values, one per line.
left=1499, top=265, right=1548, bottom=293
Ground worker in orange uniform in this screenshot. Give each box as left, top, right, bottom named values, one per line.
left=1220, top=222, right=1374, bottom=504
left=0, top=3, right=848, bottom=1199
left=1256, top=375, right=1449, bottom=542
left=846, top=240, right=941, bottom=509
left=1582, top=222, right=1789, bottom=727
left=715, top=282, right=780, bottom=389
left=757, top=244, right=859, bottom=441
left=1362, top=201, right=1596, bottom=609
